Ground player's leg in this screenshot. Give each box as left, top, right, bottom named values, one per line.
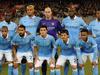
left=0, top=51, right=3, bottom=73
left=89, top=53, right=98, bottom=75
left=48, top=57, right=55, bottom=75
left=13, top=52, right=23, bottom=75
left=35, top=57, right=44, bottom=75
left=5, top=50, right=13, bottom=75
left=78, top=53, right=87, bottom=75
left=56, top=55, right=67, bottom=75
left=26, top=52, right=34, bottom=75
left=69, top=56, right=78, bottom=75
left=13, top=62, right=19, bottom=75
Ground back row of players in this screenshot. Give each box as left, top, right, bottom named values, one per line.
left=0, top=5, right=100, bottom=75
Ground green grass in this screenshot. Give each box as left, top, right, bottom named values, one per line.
left=0, top=58, right=100, bottom=75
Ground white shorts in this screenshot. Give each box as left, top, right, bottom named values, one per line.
left=82, top=53, right=98, bottom=63
left=16, top=51, right=33, bottom=63
left=0, top=50, right=13, bottom=62
left=35, top=56, right=55, bottom=68
left=56, top=55, right=77, bottom=66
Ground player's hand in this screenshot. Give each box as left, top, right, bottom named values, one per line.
left=35, top=56, right=39, bottom=63
left=50, top=57, right=55, bottom=64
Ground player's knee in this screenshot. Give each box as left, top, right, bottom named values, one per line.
left=13, top=63, right=18, bottom=69
left=28, top=63, right=33, bottom=69
left=35, top=67, right=40, bottom=70
left=71, top=65, right=77, bottom=69
left=56, top=65, right=61, bottom=69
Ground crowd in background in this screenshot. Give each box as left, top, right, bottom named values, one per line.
left=0, top=0, right=99, bottom=22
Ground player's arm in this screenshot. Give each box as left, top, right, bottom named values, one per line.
left=91, top=38, right=98, bottom=64
left=74, top=41, right=83, bottom=67
left=12, top=45, right=17, bottom=59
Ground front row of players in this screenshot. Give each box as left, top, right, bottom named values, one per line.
left=0, top=25, right=98, bottom=75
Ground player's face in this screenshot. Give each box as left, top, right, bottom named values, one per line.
left=27, top=7, right=34, bottom=16
left=5, top=14, right=11, bottom=22
left=61, top=33, right=69, bottom=42
left=80, top=32, right=88, bottom=41
left=44, top=7, right=52, bottom=18
left=68, top=10, right=76, bottom=17
left=40, top=28, right=47, bottom=36
left=1, top=28, right=8, bottom=37
left=96, top=11, right=100, bottom=19
left=18, top=27, right=25, bottom=37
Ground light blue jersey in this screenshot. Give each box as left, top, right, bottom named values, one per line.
left=0, top=21, right=17, bottom=36
left=0, top=33, right=12, bottom=50
left=88, top=19, right=100, bottom=50
left=11, top=33, right=34, bottom=52
left=19, top=15, right=41, bottom=36
left=53, top=38, right=76, bottom=57
left=34, top=34, right=55, bottom=57
left=62, top=16, right=86, bottom=42
left=78, top=36, right=97, bottom=53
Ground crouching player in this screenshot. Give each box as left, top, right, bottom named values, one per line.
left=78, top=29, right=98, bottom=75
left=53, top=29, right=78, bottom=75
left=12, top=25, right=34, bottom=75
left=0, top=26, right=13, bottom=75
left=34, top=25, right=55, bottom=75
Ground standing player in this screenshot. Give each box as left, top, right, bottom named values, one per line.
left=52, top=29, right=78, bottom=75
left=19, top=5, right=41, bottom=75
left=77, top=29, right=98, bottom=75
left=38, top=6, right=62, bottom=40
left=37, top=6, right=62, bottom=75
left=88, top=9, right=100, bottom=58
left=0, top=26, right=13, bottom=75
left=0, top=11, right=17, bottom=36
left=61, top=9, right=86, bottom=75
left=34, top=25, right=55, bottom=75
left=12, top=25, right=34, bottom=75
left=19, top=5, right=41, bottom=36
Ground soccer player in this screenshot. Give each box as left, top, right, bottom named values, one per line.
left=34, top=25, right=55, bottom=75
left=52, top=29, right=78, bottom=75
left=19, top=5, right=41, bottom=36
left=0, top=11, right=17, bottom=36
left=0, top=26, right=13, bottom=75
left=19, top=5, right=41, bottom=75
left=0, top=11, right=17, bottom=74
left=37, top=6, right=62, bottom=75
left=88, top=9, right=100, bottom=57
left=12, top=25, right=34, bottom=75
left=37, top=6, right=62, bottom=40
left=77, top=29, right=98, bottom=75
left=61, top=9, right=86, bottom=75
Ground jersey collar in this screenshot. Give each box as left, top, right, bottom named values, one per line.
left=40, top=34, right=48, bottom=39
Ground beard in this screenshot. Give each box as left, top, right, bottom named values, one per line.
left=19, top=33, right=24, bottom=37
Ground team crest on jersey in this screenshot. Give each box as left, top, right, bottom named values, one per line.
left=51, top=22, right=54, bottom=26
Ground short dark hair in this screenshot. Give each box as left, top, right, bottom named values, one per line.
left=39, top=25, right=47, bottom=31
left=61, top=29, right=69, bottom=35
left=1, top=26, right=8, bottom=31
left=18, top=25, right=26, bottom=30
left=80, top=28, right=88, bottom=33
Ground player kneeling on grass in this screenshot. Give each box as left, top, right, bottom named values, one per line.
left=12, top=25, right=34, bottom=75
left=0, top=26, right=13, bottom=75
left=34, top=25, right=55, bottom=75
left=53, top=29, right=78, bottom=75
left=78, top=29, right=98, bottom=75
